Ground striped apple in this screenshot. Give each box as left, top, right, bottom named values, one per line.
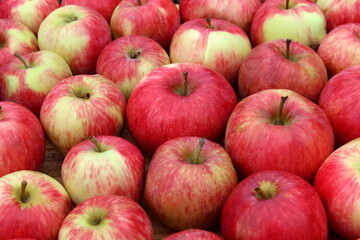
left=164, top=229, right=224, bottom=240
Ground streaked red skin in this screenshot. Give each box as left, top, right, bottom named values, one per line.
left=314, top=138, right=360, bottom=240
left=61, top=135, right=145, bottom=203
left=0, top=19, right=38, bottom=69
left=221, top=170, right=328, bottom=240
left=0, top=171, right=73, bottom=240
left=58, top=195, right=153, bottom=239
left=318, top=66, right=360, bottom=147
left=179, top=0, right=261, bottom=33
left=0, top=0, right=59, bottom=34
left=317, top=23, right=360, bottom=76
left=225, top=89, right=334, bottom=182
left=126, top=63, right=237, bottom=155
left=110, top=0, right=180, bottom=50
left=238, top=39, right=327, bottom=102
left=61, top=0, right=121, bottom=23
left=164, top=229, right=223, bottom=240
left=0, top=101, right=45, bottom=177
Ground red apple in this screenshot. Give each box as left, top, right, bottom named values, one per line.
left=225, top=89, right=334, bottom=182
left=0, top=101, right=45, bottom=177
left=0, top=170, right=73, bottom=239
left=164, top=229, right=223, bottom=240
left=318, top=65, right=360, bottom=147
left=238, top=39, right=327, bottom=102
left=58, top=195, right=153, bottom=239
left=170, top=18, right=252, bottom=85
left=314, top=138, right=360, bottom=240
left=144, top=136, right=238, bottom=230
left=127, top=63, right=237, bottom=155
left=40, top=74, right=126, bottom=156
left=221, top=170, right=328, bottom=240
left=96, top=35, right=170, bottom=100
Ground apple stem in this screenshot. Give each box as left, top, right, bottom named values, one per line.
left=286, top=0, right=289, bottom=9
left=285, top=39, right=292, bottom=60
left=78, top=92, right=90, bottom=99
left=254, top=187, right=271, bottom=199
left=193, top=138, right=206, bottom=164
left=181, top=71, right=188, bottom=96
left=88, top=136, right=105, bottom=152
left=137, top=0, right=142, bottom=5
left=20, top=180, right=29, bottom=203
left=206, top=18, right=214, bottom=29
left=275, top=96, right=288, bottom=125
left=90, top=216, right=102, bottom=225
left=14, top=52, right=29, bottom=69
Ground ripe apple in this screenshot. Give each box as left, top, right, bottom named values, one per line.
left=0, top=0, right=59, bottom=35
left=144, top=136, right=238, bottom=230
left=0, top=170, right=73, bottom=239
left=96, top=35, right=170, bottom=100
left=127, top=63, right=237, bottom=155
left=40, top=74, right=126, bottom=156
left=58, top=195, right=153, bottom=239
left=318, top=65, right=360, bottom=147
left=164, top=229, right=223, bottom=240
left=317, top=23, right=360, bottom=76
left=0, top=101, right=45, bottom=177
left=238, top=39, right=327, bottom=102
left=0, top=50, right=72, bottom=117
left=110, top=0, right=180, bottom=50
left=314, top=138, right=360, bottom=240
left=170, top=18, right=252, bottom=85
left=61, top=135, right=145, bottom=205
left=0, top=19, right=38, bottom=69
left=225, top=89, right=334, bottom=182
left=221, top=170, right=328, bottom=240
left=251, top=0, right=327, bottom=49
left=37, top=5, right=112, bottom=75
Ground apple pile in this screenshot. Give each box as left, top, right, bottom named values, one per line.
left=0, top=0, right=360, bottom=239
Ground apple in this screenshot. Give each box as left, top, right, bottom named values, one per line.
left=144, top=136, right=238, bottom=230
left=0, top=19, right=38, bottom=69
left=0, top=170, right=73, bottom=239
left=61, top=135, right=145, bottom=205
left=40, top=74, right=126, bottom=156
left=169, top=18, right=252, bottom=86
left=37, top=5, right=112, bottom=75
left=221, top=170, right=328, bottom=240
left=0, top=50, right=72, bottom=117
left=318, top=65, right=360, bottom=147
left=96, top=35, right=170, bottom=100
left=0, top=0, right=59, bottom=35
left=317, top=23, right=360, bottom=77
left=0, top=101, right=45, bottom=177
left=314, top=138, right=360, bottom=240
left=179, top=0, right=261, bottom=34
left=238, top=39, right=327, bottom=102
left=225, top=89, right=334, bottom=182
left=164, top=229, right=223, bottom=240
left=61, top=0, right=121, bottom=23
left=251, top=0, right=327, bottom=49
left=58, top=195, right=153, bottom=239
left=316, top=0, right=360, bottom=32
left=126, top=63, right=237, bottom=155
left=110, top=0, right=180, bottom=50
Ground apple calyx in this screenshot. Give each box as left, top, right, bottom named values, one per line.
left=192, top=138, right=206, bottom=165
left=14, top=52, right=30, bottom=69
left=206, top=18, right=214, bottom=29
left=20, top=180, right=29, bottom=203
left=254, top=187, right=271, bottom=200
left=274, top=96, right=289, bottom=125
left=77, top=92, right=91, bottom=99
left=90, top=215, right=102, bottom=226
left=285, top=39, right=292, bottom=60
left=128, top=49, right=141, bottom=59
left=89, top=136, right=106, bottom=152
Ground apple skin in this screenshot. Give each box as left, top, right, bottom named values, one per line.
left=58, top=195, right=153, bottom=240
left=126, top=63, right=237, bottom=155
left=318, top=66, right=360, bottom=147
left=225, top=89, right=334, bottom=182
left=144, top=136, right=238, bottom=230
left=169, top=18, right=252, bottom=86
left=164, top=229, right=224, bottom=240
left=0, top=0, right=59, bottom=35
left=316, top=0, right=360, bottom=32
left=96, top=35, right=170, bottom=100
left=37, top=5, right=112, bottom=75
left=251, top=0, right=327, bottom=49
left=110, top=0, right=180, bottom=50
left=0, top=19, right=38, bottom=69
left=314, top=138, right=360, bottom=240
left=61, top=0, right=121, bottom=23
left=238, top=39, right=327, bottom=102
left=0, top=50, right=72, bottom=117
left=221, top=170, right=328, bottom=240
left=0, top=170, right=73, bottom=240
left=61, top=135, right=145, bottom=205
left=40, top=74, right=126, bottom=156
left=0, top=101, right=45, bottom=177
left=317, top=23, right=360, bottom=77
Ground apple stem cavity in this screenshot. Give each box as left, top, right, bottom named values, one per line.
left=78, top=92, right=90, bottom=99
left=90, top=216, right=102, bottom=226
left=193, top=138, right=206, bottom=164
left=14, top=52, right=29, bottom=69
left=181, top=71, right=189, bottom=96
left=254, top=187, right=271, bottom=200
left=206, top=18, right=214, bottom=29
left=129, top=50, right=141, bottom=59
left=20, top=180, right=29, bottom=203
left=89, top=136, right=105, bottom=152
left=274, top=96, right=288, bottom=125
left=285, top=39, right=292, bottom=60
